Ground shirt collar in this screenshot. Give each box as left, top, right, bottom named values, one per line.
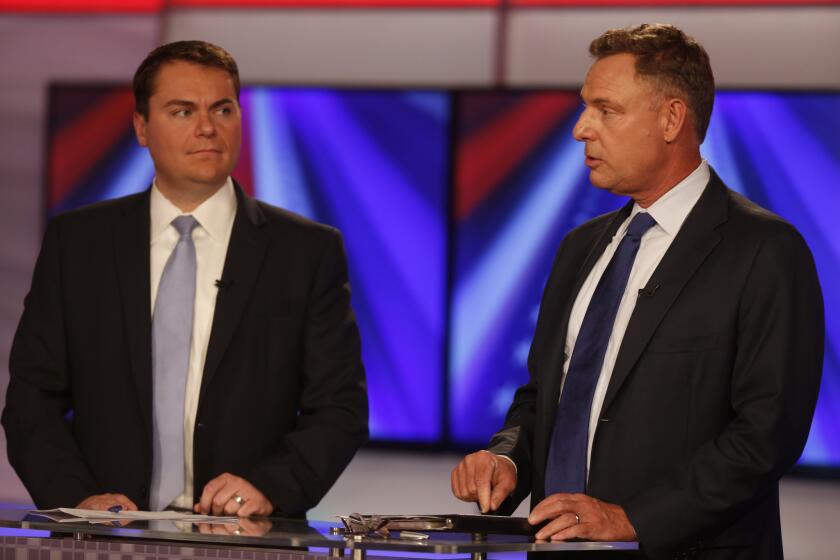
left=630, top=160, right=710, bottom=237
left=150, top=178, right=237, bottom=242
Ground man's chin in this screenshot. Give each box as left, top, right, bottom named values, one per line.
left=587, top=171, right=613, bottom=191
left=188, top=169, right=233, bottom=187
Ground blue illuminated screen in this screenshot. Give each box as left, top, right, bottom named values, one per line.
left=47, top=87, right=839, bottom=468
left=47, top=86, right=449, bottom=443
left=450, top=91, right=840, bottom=468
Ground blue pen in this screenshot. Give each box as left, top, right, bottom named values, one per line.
left=108, top=505, right=123, bottom=514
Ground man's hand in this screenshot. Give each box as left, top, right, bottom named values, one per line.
left=194, top=473, right=273, bottom=517
left=451, top=450, right=517, bottom=513
left=77, top=493, right=138, bottom=511
left=529, top=493, right=636, bottom=542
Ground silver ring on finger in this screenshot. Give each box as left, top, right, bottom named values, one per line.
left=232, top=494, right=245, bottom=506
left=573, top=513, right=581, bottom=525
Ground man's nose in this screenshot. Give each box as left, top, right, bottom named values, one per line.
left=195, top=110, right=216, bottom=137
left=573, top=110, right=593, bottom=142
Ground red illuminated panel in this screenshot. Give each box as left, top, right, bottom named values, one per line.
left=0, top=0, right=162, bottom=12
left=512, top=0, right=840, bottom=5
left=49, top=89, right=136, bottom=207
left=456, top=94, right=579, bottom=219
left=0, top=0, right=497, bottom=10
left=4, top=0, right=836, bottom=9
left=169, top=0, right=498, bottom=6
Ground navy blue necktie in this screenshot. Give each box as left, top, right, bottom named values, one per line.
left=545, top=212, right=657, bottom=496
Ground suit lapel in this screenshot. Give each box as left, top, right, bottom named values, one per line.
left=114, top=191, right=153, bottom=435
left=198, top=184, right=268, bottom=406
left=540, top=204, right=633, bottom=441
left=601, top=172, right=729, bottom=413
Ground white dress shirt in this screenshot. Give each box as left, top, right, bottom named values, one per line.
left=150, top=178, right=237, bottom=509
left=563, top=161, right=710, bottom=475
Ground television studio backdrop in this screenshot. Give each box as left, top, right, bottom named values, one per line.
left=0, top=1, right=839, bottom=558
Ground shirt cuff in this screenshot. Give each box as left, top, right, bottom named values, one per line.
left=494, top=453, right=518, bottom=475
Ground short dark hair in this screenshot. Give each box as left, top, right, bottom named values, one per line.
left=133, top=40, right=240, bottom=120
left=589, top=24, right=715, bottom=142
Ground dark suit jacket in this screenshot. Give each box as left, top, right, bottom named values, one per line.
left=3, top=183, right=369, bottom=517
left=488, top=171, right=824, bottom=560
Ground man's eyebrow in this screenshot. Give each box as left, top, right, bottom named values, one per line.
left=161, top=98, right=235, bottom=110
left=210, top=98, right=235, bottom=110
left=163, top=99, right=196, bottom=108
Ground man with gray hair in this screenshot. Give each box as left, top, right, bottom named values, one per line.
left=452, top=24, right=823, bottom=559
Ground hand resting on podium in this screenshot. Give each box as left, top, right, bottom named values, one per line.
left=451, top=451, right=636, bottom=542
left=194, top=472, right=273, bottom=517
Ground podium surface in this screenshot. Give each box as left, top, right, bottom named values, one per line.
left=0, top=508, right=640, bottom=558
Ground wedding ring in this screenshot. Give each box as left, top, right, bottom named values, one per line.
left=233, top=494, right=244, bottom=505
left=574, top=513, right=581, bottom=525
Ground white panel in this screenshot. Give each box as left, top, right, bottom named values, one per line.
left=311, top=449, right=530, bottom=519
left=0, top=14, right=159, bottom=504
left=164, top=9, right=497, bottom=86
left=507, top=8, right=840, bottom=88
left=781, top=478, right=840, bottom=560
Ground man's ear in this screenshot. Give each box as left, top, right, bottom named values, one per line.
left=133, top=111, right=148, bottom=147
left=661, top=98, right=689, bottom=144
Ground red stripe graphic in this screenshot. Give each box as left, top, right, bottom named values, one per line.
left=456, top=94, right=579, bottom=220
left=49, top=89, right=136, bottom=208
left=512, top=0, right=840, bottom=5
left=0, top=0, right=162, bottom=12
left=170, top=0, right=498, bottom=6
left=233, top=97, right=255, bottom=197
left=6, top=0, right=831, bottom=10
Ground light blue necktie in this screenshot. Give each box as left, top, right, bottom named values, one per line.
left=545, top=212, right=657, bottom=496
left=150, top=215, right=198, bottom=511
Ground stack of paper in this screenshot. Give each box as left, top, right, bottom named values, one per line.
left=31, top=508, right=238, bottom=524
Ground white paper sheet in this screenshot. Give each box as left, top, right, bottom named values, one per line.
left=31, top=507, right=238, bottom=524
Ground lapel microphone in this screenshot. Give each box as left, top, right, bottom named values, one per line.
left=638, top=284, right=660, bottom=297
left=215, top=279, right=233, bottom=290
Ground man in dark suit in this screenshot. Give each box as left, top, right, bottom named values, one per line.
left=3, top=41, right=368, bottom=518
left=451, top=24, right=823, bottom=559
